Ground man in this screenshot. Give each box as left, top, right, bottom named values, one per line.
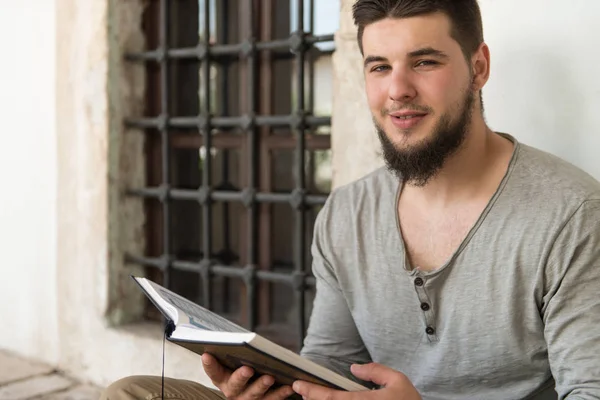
left=101, top=0, right=600, bottom=399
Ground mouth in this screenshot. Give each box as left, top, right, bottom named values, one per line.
left=389, top=112, right=428, bottom=130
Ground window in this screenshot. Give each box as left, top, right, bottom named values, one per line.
left=125, top=0, right=337, bottom=351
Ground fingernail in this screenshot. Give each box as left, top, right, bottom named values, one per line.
left=242, top=368, right=253, bottom=378
left=292, top=381, right=302, bottom=392
left=262, top=376, right=274, bottom=386
left=202, top=355, right=211, bottom=365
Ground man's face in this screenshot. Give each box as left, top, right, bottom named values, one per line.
left=362, top=13, right=476, bottom=185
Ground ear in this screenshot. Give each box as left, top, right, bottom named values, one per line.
left=471, top=42, right=491, bottom=92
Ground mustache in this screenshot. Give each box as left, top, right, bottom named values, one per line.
left=381, top=104, right=433, bottom=116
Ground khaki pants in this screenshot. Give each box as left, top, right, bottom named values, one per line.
left=99, top=376, right=226, bottom=400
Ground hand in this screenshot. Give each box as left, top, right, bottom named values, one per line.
left=292, top=363, right=421, bottom=400
left=201, top=353, right=294, bottom=399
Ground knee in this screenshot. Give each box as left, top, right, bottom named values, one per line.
left=99, top=375, right=158, bottom=400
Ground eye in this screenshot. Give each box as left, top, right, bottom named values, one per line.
left=370, top=65, right=390, bottom=73
left=415, top=60, right=438, bottom=67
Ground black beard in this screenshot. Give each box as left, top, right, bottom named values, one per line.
left=376, top=90, right=474, bottom=187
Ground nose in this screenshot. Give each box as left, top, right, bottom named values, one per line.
left=388, top=68, right=417, bottom=102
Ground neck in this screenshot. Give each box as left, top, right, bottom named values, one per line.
left=402, top=118, right=512, bottom=206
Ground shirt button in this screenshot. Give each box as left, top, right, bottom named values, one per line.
left=426, top=326, right=435, bottom=335
left=414, top=277, right=424, bottom=286
left=420, top=303, right=430, bottom=311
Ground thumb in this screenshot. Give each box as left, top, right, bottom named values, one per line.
left=350, top=363, right=403, bottom=387
left=201, top=353, right=231, bottom=386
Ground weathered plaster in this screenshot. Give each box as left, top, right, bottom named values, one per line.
left=331, top=0, right=383, bottom=189
left=56, top=0, right=212, bottom=387
left=105, top=0, right=147, bottom=326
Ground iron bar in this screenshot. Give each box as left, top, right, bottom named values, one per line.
left=218, top=0, right=232, bottom=315
left=125, top=34, right=334, bottom=62
left=245, top=0, right=258, bottom=331
left=159, top=0, right=172, bottom=289
left=201, top=0, right=213, bottom=309
left=126, top=115, right=331, bottom=129
left=128, top=187, right=327, bottom=205
left=307, top=0, right=315, bottom=119
left=257, top=0, right=276, bottom=330
left=167, top=132, right=331, bottom=151
left=293, top=0, right=307, bottom=350
left=307, top=0, right=316, bottom=193
left=128, top=254, right=317, bottom=288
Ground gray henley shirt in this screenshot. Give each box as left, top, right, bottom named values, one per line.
left=300, top=135, right=600, bottom=400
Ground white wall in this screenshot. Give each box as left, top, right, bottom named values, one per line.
left=481, top=0, right=600, bottom=180
left=0, top=2, right=58, bottom=364
left=333, top=0, right=600, bottom=187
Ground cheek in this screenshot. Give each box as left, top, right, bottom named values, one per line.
left=418, top=73, right=464, bottom=108
left=365, top=78, right=387, bottom=110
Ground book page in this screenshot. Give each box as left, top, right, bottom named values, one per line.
left=151, top=282, right=249, bottom=333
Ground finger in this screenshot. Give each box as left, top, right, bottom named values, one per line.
left=201, top=353, right=232, bottom=387
left=239, top=375, right=275, bottom=400
left=264, top=385, right=294, bottom=400
left=224, top=365, right=255, bottom=397
left=292, top=381, right=344, bottom=400
left=350, top=363, right=404, bottom=387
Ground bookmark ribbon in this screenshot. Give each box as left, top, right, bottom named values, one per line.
left=162, top=320, right=176, bottom=399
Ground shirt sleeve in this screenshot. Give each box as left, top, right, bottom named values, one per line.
left=300, top=197, right=374, bottom=387
left=542, top=199, right=600, bottom=400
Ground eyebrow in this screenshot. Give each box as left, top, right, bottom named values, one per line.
left=363, top=47, right=449, bottom=68
left=363, top=55, right=388, bottom=68
left=408, top=47, right=449, bottom=59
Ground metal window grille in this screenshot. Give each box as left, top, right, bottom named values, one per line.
left=124, top=0, right=336, bottom=351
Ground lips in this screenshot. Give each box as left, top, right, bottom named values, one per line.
left=389, top=112, right=428, bottom=130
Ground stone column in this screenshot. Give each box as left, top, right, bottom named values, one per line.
left=331, top=0, right=384, bottom=189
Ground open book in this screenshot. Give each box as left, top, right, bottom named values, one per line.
left=132, top=276, right=368, bottom=397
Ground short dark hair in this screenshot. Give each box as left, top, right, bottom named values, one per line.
left=352, top=0, right=484, bottom=60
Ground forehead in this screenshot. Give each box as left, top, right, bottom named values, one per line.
left=362, top=13, right=459, bottom=56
